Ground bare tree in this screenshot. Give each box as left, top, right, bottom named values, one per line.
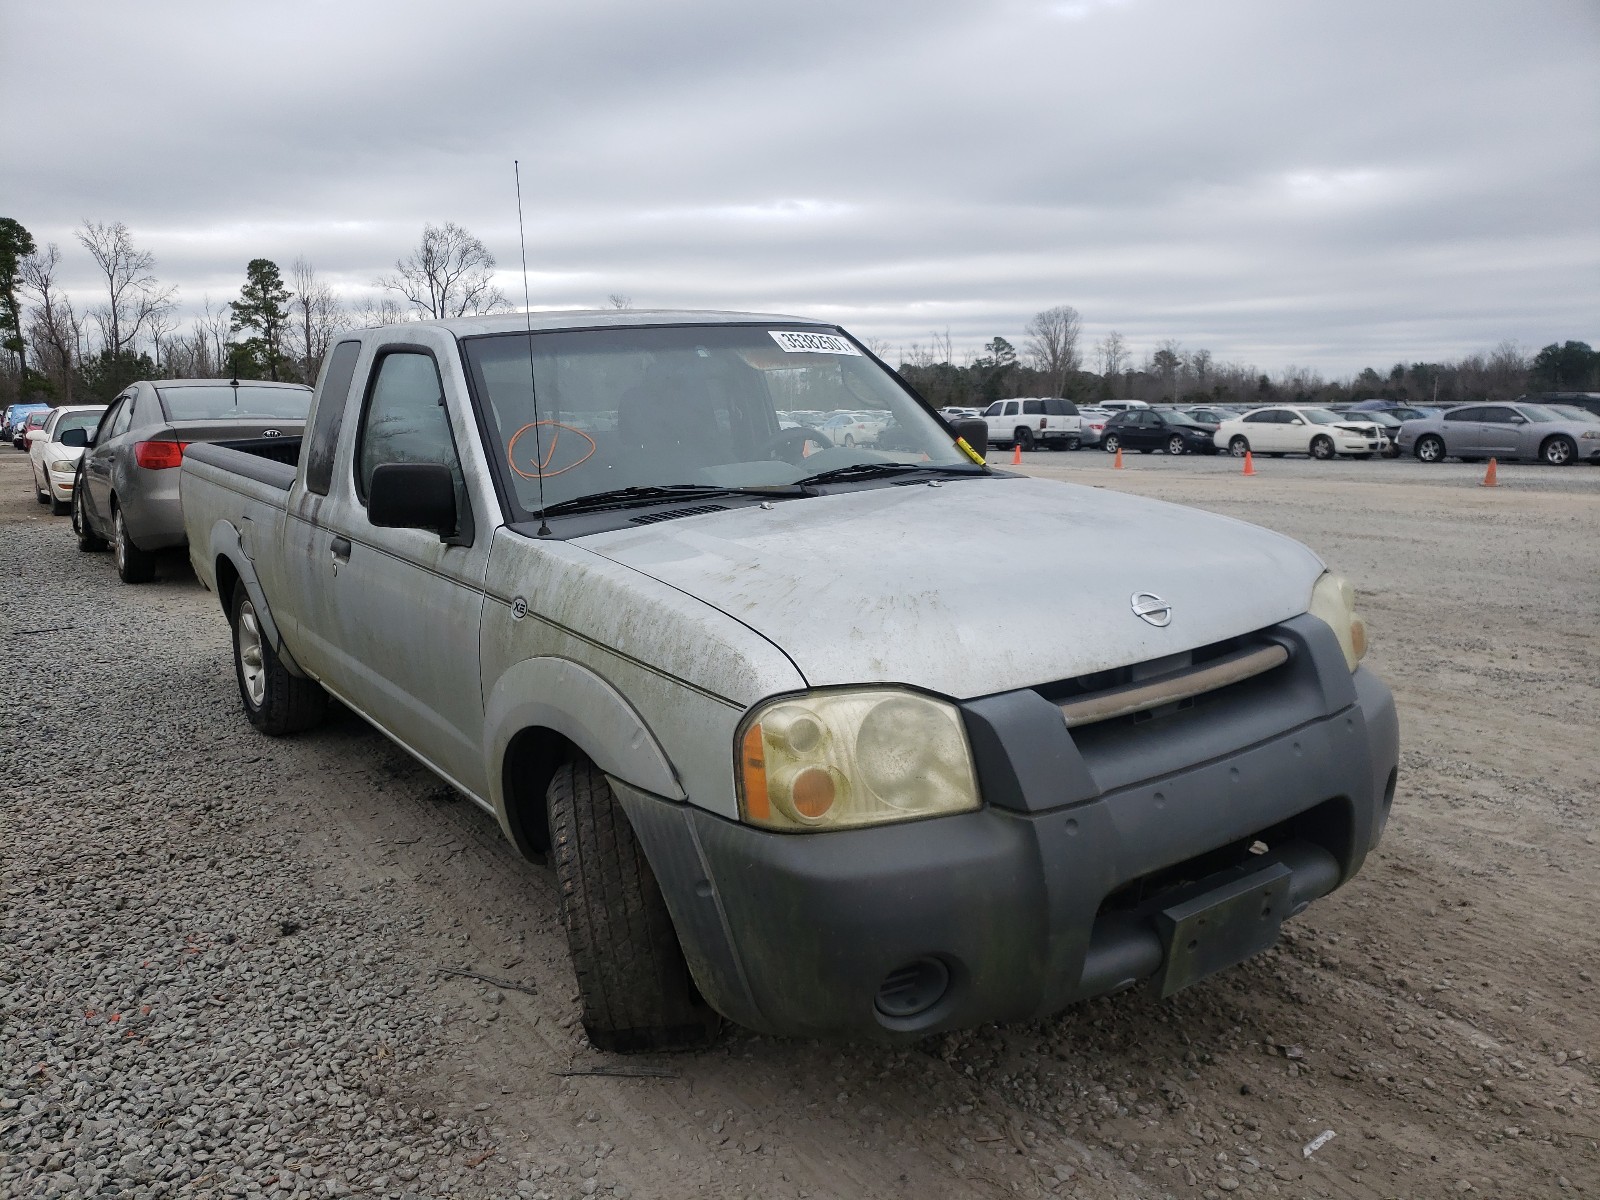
left=1096, top=331, right=1128, bottom=384
left=1188, top=348, right=1212, bottom=393
left=1152, top=339, right=1184, bottom=400
left=1023, top=305, right=1082, bottom=397
left=75, top=220, right=177, bottom=359
left=379, top=222, right=508, bottom=319
left=606, top=293, right=634, bottom=310
left=288, top=258, right=345, bottom=383
left=19, top=244, right=82, bottom=401
left=861, top=336, right=893, bottom=361
left=147, top=307, right=180, bottom=375
left=354, top=294, right=408, bottom=328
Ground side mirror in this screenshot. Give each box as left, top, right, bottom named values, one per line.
left=952, top=417, right=989, bottom=457
left=60, top=427, right=89, bottom=448
left=368, top=462, right=456, bottom=536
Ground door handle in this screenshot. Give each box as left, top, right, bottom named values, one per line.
left=330, top=536, right=351, bottom=563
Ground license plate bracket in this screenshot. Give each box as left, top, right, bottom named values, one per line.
left=1152, top=862, right=1292, bottom=999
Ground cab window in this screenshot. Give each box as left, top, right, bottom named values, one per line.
left=355, top=349, right=471, bottom=539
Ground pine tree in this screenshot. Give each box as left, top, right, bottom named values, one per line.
left=229, top=258, right=291, bottom=380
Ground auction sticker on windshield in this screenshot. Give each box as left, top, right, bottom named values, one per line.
left=769, top=330, right=862, bottom=356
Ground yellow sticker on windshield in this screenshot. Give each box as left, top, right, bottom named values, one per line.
left=956, top=437, right=987, bottom=466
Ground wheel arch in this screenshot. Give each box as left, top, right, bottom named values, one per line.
left=485, top=657, right=684, bottom=860
left=205, top=519, right=308, bottom=677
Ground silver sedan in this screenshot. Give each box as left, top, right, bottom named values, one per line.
left=1398, top=402, right=1600, bottom=466
left=76, top=378, right=310, bottom=582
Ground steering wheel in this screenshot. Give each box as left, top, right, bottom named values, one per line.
left=760, top=425, right=829, bottom=462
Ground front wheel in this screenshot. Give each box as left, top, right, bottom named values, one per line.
left=549, top=759, right=721, bottom=1053
left=1541, top=435, right=1576, bottom=466
left=74, top=481, right=106, bottom=551
left=1102, top=434, right=1121, bottom=453
left=1414, top=434, right=1445, bottom=463
left=231, top=584, right=327, bottom=735
left=50, top=490, right=70, bottom=516
left=1166, top=435, right=1186, bottom=455
left=1310, top=434, right=1335, bottom=460
left=113, top=507, right=157, bottom=584
left=1228, top=436, right=1250, bottom=457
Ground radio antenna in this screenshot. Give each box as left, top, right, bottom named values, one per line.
left=514, top=159, right=551, bottom=536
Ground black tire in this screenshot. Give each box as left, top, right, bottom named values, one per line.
left=1229, top=436, right=1250, bottom=457
left=1102, top=434, right=1121, bottom=453
left=230, top=583, right=327, bottom=736
left=50, top=491, right=70, bottom=516
left=112, top=505, right=157, bottom=584
left=1015, top=427, right=1034, bottom=451
left=1415, top=434, right=1445, bottom=463
left=74, top=480, right=106, bottom=551
left=548, top=759, right=720, bottom=1053
left=1541, top=435, right=1576, bottom=466
left=1067, top=436, right=1081, bottom=451
left=1167, top=435, right=1186, bottom=456
left=1309, top=434, right=1335, bottom=460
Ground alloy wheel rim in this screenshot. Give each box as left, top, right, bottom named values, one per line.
left=238, top=601, right=266, bottom=706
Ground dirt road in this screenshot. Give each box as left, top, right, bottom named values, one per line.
left=3, top=446, right=1596, bottom=1199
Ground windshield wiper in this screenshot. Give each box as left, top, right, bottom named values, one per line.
left=793, top=462, right=983, bottom=488
left=537, top=483, right=804, bottom=518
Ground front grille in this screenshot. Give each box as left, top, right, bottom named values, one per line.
left=629, top=504, right=728, bottom=525
left=1040, top=631, right=1290, bottom=732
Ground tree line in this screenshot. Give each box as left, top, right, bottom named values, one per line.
left=895, top=306, right=1596, bottom=410
left=0, top=217, right=509, bottom=406
left=1, top=218, right=1594, bottom=410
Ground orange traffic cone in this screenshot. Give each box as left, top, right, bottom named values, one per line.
left=1481, top=458, right=1498, bottom=487
left=1012, top=443, right=1022, bottom=465
left=1242, top=451, right=1256, bottom=476
left=1113, top=447, right=1124, bottom=469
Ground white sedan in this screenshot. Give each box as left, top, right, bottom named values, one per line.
left=28, top=404, right=106, bottom=514
left=1212, top=406, right=1384, bottom=460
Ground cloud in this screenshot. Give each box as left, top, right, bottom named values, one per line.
left=3, top=0, right=1596, bottom=374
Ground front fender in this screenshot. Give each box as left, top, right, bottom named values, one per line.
left=206, top=519, right=308, bottom=678
left=484, top=657, right=684, bottom=827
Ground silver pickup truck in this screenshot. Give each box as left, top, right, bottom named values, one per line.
left=181, top=310, right=1398, bottom=1052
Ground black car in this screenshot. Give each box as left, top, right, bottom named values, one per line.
left=1101, top=409, right=1219, bottom=455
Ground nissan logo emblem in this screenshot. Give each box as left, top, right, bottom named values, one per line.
left=1131, top=592, right=1172, bottom=627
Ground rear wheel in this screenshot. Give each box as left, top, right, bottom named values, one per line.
left=1228, top=435, right=1250, bottom=457
left=1102, top=434, right=1121, bottom=453
left=230, top=584, right=327, bottom=735
left=1015, top=427, right=1034, bottom=451
left=112, top=506, right=157, bottom=584
left=1166, top=435, right=1186, bottom=455
left=1067, top=436, right=1081, bottom=451
left=548, top=759, right=721, bottom=1052
left=1541, top=435, right=1576, bottom=466
left=1310, top=434, right=1335, bottom=460
left=1415, top=434, right=1445, bottom=463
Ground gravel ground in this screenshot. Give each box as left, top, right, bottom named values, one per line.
left=2, top=446, right=1597, bottom=1199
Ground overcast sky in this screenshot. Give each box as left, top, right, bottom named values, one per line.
left=5, top=0, right=1597, bottom=376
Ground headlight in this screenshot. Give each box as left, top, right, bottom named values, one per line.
left=48, top=458, right=78, bottom=474
left=1308, top=571, right=1368, bottom=672
left=737, top=689, right=980, bottom=831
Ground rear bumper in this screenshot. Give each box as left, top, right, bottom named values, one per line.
left=621, top=619, right=1398, bottom=1040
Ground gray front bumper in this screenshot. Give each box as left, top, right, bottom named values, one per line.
left=620, top=617, right=1398, bottom=1040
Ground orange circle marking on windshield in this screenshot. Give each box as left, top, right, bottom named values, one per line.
left=507, top=421, right=596, bottom=479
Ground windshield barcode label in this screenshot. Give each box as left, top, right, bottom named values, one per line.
left=769, top=330, right=861, bottom=356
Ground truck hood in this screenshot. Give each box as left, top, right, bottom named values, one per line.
left=576, top=476, right=1326, bottom=699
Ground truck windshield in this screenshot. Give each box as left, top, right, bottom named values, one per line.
left=463, top=324, right=981, bottom=515
left=155, top=385, right=311, bottom=421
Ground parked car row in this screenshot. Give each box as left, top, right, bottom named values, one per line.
left=13, top=379, right=313, bottom=583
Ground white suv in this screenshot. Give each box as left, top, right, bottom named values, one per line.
left=982, top=397, right=1084, bottom=451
